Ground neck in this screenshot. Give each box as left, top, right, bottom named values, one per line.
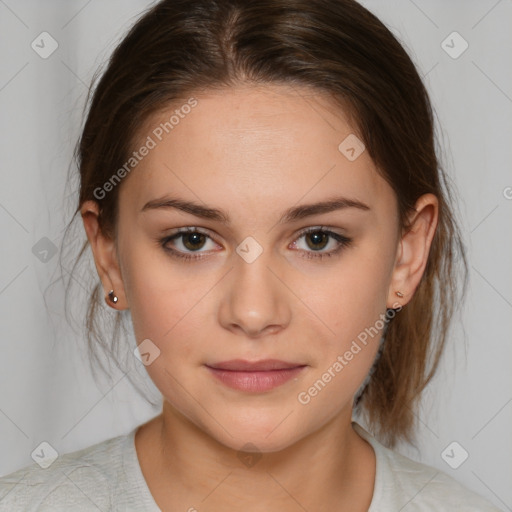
left=135, top=401, right=376, bottom=511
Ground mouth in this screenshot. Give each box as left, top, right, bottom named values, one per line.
left=206, top=359, right=305, bottom=371
left=205, top=359, right=308, bottom=392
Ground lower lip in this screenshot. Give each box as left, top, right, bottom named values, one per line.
left=206, top=366, right=307, bottom=392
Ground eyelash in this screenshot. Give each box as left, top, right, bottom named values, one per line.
left=159, top=226, right=352, bottom=262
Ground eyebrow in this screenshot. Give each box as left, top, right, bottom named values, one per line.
left=141, top=195, right=370, bottom=224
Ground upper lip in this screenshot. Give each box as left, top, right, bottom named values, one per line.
left=206, top=359, right=306, bottom=371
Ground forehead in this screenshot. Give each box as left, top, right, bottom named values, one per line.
left=119, top=84, right=394, bottom=221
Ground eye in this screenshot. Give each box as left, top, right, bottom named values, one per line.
left=291, top=226, right=352, bottom=260
left=159, top=226, right=352, bottom=262
left=160, top=227, right=218, bottom=261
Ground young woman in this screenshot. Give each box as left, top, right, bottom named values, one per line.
left=0, top=0, right=502, bottom=510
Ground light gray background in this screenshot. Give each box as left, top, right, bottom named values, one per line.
left=0, top=0, right=511, bottom=510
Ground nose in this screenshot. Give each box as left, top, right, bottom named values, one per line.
left=218, top=249, right=291, bottom=339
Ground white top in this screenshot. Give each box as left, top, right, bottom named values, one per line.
left=0, top=421, right=502, bottom=511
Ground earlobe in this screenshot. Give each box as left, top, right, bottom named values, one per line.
left=386, top=193, right=439, bottom=308
left=80, top=200, right=128, bottom=309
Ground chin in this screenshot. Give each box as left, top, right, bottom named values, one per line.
left=222, top=431, right=299, bottom=455
left=204, top=412, right=307, bottom=454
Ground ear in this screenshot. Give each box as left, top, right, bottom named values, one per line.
left=80, top=200, right=129, bottom=310
left=386, top=193, right=439, bottom=308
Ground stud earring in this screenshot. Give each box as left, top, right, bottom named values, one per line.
left=395, top=291, right=404, bottom=298
left=107, top=289, right=118, bottom=304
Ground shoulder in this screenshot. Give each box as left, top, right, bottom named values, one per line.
left=352, top=422, right=503, bottom=512
left=381, top=448, right=502, bottom=511
left=0, top=431, right=131, bottom=512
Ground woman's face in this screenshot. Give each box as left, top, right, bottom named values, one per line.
left=110, top=84, right=405, bottom=451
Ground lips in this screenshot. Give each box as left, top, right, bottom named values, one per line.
left=206, top=359, right=305, bottom=371
left=205, top=359, right=308, bottom=392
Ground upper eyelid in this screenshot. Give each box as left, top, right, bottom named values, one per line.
left=167, top=225, right=344, bottom=237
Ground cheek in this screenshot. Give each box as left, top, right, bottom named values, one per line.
left=295, top=246, right=393, bottom=395
left=125, top=259, right=207, bottom=410
left=292, top=283, right=387, bottom=430
left=120, top=239, right=192, bottom=343
left=308, top=252, right=392, bottom=343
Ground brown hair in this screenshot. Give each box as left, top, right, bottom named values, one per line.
left=62, top=0, right=468, bottom=448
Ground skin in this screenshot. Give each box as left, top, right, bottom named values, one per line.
left=81, top=83, right=438, bottom=511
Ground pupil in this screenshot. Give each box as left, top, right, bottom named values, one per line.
left=184, top=233, right=204, bottom=250
left=307, top=231, right=328, bottom=250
